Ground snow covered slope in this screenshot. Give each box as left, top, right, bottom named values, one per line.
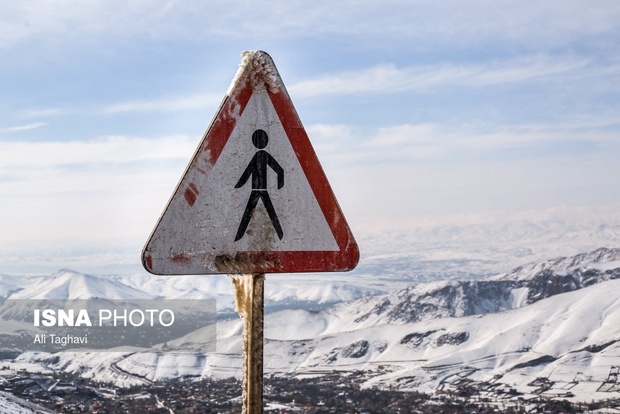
left=0, top=391, right=55, bottom=414
left=314, top=247, right=620, bottom=327
left=494, top=247, right=620, bottom=281
left=5, top=246, right=620, bottom=403
left=0, top=269, right=385, bottom=311
left=18, top=277, right=620, bottom=402
left=9, top=269, right=152, bottom=300
left=0, top=273, right=39, bottom=299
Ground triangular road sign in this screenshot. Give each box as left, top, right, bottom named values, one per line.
left=142, top=51, right=359, bottom=275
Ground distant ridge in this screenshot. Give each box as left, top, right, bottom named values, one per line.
left=9, top=269, right=153, bottom=300
left=329, top=246, right=620, bottom=326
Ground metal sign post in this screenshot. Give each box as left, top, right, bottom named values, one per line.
left=142, top=50, right=359, bottom=413
left=231, top=274, right=265, bottom=413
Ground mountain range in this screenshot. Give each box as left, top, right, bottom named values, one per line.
left=2, top=247, right=620, bottom=403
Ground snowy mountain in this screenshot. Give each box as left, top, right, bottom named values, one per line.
left=0, top=273, right=35, bottom=300
left=3, top=246, right=620, bottom=403
left=320, top=247, right=620, bottom=327
left=8, top=269, right=153, bottom=301
left=494, top=246, right=620, bottom=281
left=5, top=248, right=619, bottom=320
left=18, top=276, right=620, bottom=401
left=0, top=269, right=386, bottom=313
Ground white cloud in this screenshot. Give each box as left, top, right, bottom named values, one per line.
left=304, top=124, right=356, bottom=157
left=2, top=1, right=620, bottom=52
left=0, top=0, right=175, bottom=49
left=357, top=119, right=620, bottom=163
left=334, top=148, right=620, bottom=231
left=102, top=93, right=221, bottom=114
left=290, top=56, right=592, bottom=97
left=0, top=135, right=197, bottom=253
left=19, top=108, right=73, bottom=119
left=0, top=122, right=46, bottom=134
left=0, top=135, right=196, bottom=170
left=0, top=122, right=618, bottom=269
left=14, top=93, right=221, bottom=121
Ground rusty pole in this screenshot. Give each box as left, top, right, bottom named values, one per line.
left=231, top=273, right=265, bottom=414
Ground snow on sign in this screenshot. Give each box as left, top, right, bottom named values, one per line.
left=142, top=51, right=359, bottom=275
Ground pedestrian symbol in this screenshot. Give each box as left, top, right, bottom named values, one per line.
left=234, top=129, right=284, bottom=241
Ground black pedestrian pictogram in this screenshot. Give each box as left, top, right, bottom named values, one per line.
left=234, top=129, right=284, bottom=241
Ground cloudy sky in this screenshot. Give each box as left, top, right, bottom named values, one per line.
left=1, top=1, right=620, bottom=273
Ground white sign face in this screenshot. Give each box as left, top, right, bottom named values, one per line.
left=143, top=50, right=358, bottom=275
left=149, top=91, right=338, bottom=260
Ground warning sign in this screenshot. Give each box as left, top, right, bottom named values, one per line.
left=142, top=51, right=359, bottom=274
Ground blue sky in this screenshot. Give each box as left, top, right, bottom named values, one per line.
left=1, top=1, right=620, bottom=273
